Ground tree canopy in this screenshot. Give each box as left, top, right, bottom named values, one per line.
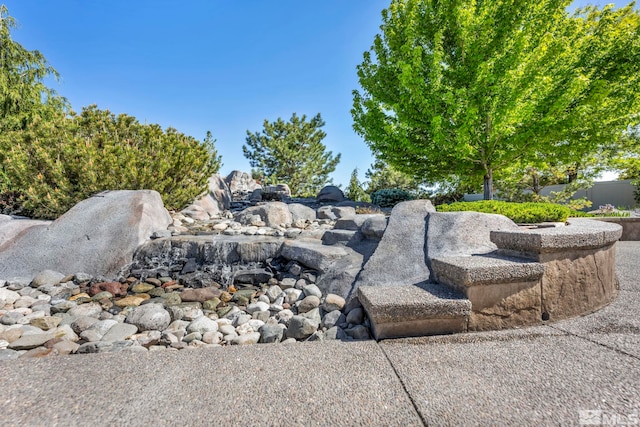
left=352, top=0, right=640, bottom=199
left=0, top=5, right=67, bottom=131
left=243, top=113, right=341, bottom=197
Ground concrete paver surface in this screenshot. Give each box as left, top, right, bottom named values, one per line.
left=0, top=241, right=638, bottom=426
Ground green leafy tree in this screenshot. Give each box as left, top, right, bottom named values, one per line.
left=345, top=168, right=371, bottom=202
left=352, top=0, right=640, bottom=200
left=243, top=113, right=341, bottom=197
left=610, top=126, right=640, bottom=205
left=365, top=158, right=424, bottom=194
left=0, top=5, right=68, bottom=191
left=611, top=126, right=640, bottom=180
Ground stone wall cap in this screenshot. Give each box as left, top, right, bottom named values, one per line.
left=490, top=218, right=622, bottom=253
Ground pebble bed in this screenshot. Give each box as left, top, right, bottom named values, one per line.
left=0, top=268, right=371, bottom=360
left=0, top=210, right=372, bottom=360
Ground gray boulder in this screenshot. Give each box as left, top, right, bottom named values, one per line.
left=360, top=215, right=388, bottom=240
left=234, top=202, right=293, bottom=228
left=350, top=200, right=436, bottom=296
left=249, top=189, right=263, bottom=203
left=317, top=186, right=345, bottom=203
left=317, top=206, right=355, bottom=221
left=0, top=190, right=171, bottom=280
left=280, top=239, right=348, bottom=273
left=180, top=204, right=209, bottom=221
left=425, top=211, right=519, bottom=258
left=134, top=235, right=284, bottom=266
left=288, top=203, right=316, bottom=223
left=126, top=303, right=171, bottom=332
left=259, top=323, right=286, bottom=343
left=0, top=216, right=50, bottom=247
left=281, top=239, right=365, bottom=299
left=334, top=214, right=383, bottom=231
left=189, top=174, right=232, bottom=218
left=225, top=171, right=261, bottom=197
left=286, top=315, right=319, bottom=339
left=262, top=184, right=291, bottom=200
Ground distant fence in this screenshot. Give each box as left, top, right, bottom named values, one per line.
left=464, top=179, right=637, bottom=210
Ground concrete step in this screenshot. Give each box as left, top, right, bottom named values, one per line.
left=431, top=254, right=544, bottom=331
left=358, top=282, right=471, bottom=340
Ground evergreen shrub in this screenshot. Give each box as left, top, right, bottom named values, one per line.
left=370, top=188, right=414, bottom=208
left=0, top=106, right=221, bottom=219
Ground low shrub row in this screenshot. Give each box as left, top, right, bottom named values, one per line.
left=436, top=200, right=574, bottom=223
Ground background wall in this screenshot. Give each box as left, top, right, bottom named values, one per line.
left=464, top=180, right=637, bottom=210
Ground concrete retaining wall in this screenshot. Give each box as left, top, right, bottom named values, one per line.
left=593, top=217, right=640, bottom=241
left=490, top=218, right=622, bottom=323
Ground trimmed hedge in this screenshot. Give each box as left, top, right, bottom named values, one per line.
left=436, top=200, right=573, bottom=224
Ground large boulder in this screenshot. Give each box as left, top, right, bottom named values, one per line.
left=350, top=203, right=520, bottom=298
left=288, top=203, right=316, bottom=224
left=425, top=211, right=519, bottom=259
left=225, top=171, right=261, bottom=199
left=262, top=184, right=291, bottom=200
left=316, top=186, right=345, bottom=203
left=317, top=206, right=355, bottom=221
left=281, top=239, right=365, bottom=299
left=133, top=235, right=284, bottom=266
left=233, top=202, right=293, bottom=228
left=0, top=216, right=50, bottom=246
left=186, top=174, right=232, bottom=218
left=351, top=200, right=436, bottom=296
left=0, top=190, right=171, bottom=280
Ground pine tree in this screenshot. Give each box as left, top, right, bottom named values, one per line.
left=345, top=168, right=370, bottom=202
left=243, top=113, right=341, bottom=197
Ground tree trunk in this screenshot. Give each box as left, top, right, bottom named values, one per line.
left=483, top=169, right=493, bottom=200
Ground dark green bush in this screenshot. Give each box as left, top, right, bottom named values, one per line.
left=370, top=188, right=414, bottom=208
left=0, top=190, right=22, bottom=215
left=436, top=200, right=573, bottom=223
left=0, top=106, right=222, bottom=219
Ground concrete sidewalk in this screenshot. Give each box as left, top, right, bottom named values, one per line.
left=1, top=242, right=638, bottom=426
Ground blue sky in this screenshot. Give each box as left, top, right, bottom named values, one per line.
left=2, top=0, right=619, bottom=187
